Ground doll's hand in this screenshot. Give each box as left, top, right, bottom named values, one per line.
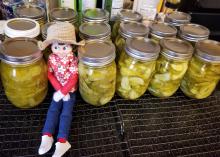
left=53, top=90, right=65, bottom=102
left=63, top=94, right=70, bottom=101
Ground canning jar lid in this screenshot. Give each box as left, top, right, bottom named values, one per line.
left=50, top=8, right=77, bottom=22
left=0, top=37, right=42, bottom=65
left=82, top=8, right=109, bottom=23
left=119, top=22, right=149, bottom=39
left=179, top=23, right=210, bottom=42
left=195, top=39, right=220, bottom=63
left=160, top=38, right=193, bottom=60
left=15, top=5, right=45, bottom=20
left=78, top=40, right=116, bottom=67
left=79, top=22, right=111, bottom=40
left=4, top=18, right=40, bottom=38
left=125, top=37, right=160, bottom=61
left=118, top=9, right=142, bottom=22
left=165, top=11, right=191, bottom=26
left=150, top=22, right=177, bottom=37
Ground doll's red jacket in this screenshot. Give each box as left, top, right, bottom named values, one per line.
left=47, top=53, right=78, bottom=95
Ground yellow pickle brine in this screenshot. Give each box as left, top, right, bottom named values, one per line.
left=148, top=38, right=193, bottom=98
left=180, top=40, right=220, bottom=99
left=78, top=40, right=116, bottom=106
left=0, top=38, right=48, bottom=108
left=116, top=37, right=160, bottom=100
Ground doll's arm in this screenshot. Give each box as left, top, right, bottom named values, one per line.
left=48, top=61, right=62, bottom=91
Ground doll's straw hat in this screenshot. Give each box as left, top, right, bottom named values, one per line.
left=38, top=22, right=85, bottom=50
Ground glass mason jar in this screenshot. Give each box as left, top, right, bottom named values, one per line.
left=82, top=8, right=109, bottom=23
left=117, top=37, right=160, bottom=100
left=78, top=40, right=116, bottom=106
left=164, top=11, right=191, bottom=28
left=14, top=5, right=46, bottom=27
left=41, top=22, right=57, bottom=60
left=148, top=38, right=193, bottom=98
left=49, top=7, right=78, bottom=33
left=79, top=22, right=111, bottom=41
left=4, top=18, right=40, bottom=39
left=149, top=22, right=177, bottom=43
left=0, top=37, right=48, bottom=108
left=179, top=23, right=210, bottom=46
left=180, top=40, right=220, bottom=99
left=112, top=9, right=142, bottom=42
left=115, top=21, right=149, bottom=60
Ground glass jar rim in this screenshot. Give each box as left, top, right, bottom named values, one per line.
left=118, top=9, right=142, bottom=22
left=150, top=22, right=177, bottom=37
left=82, top=8, right=109, bottom=23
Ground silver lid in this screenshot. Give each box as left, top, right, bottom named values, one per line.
left=78, top=40, right=116, bottom=67
left=150, top=22, right=177, bottom=37
left=50, top=8, right=77, bottom=22
left=118, top=9, right=142, bottom=22
left=165, top=11, right=191, bottom=27
left=179, top=23, right=210, bottom=42
left=82, top=8, right=109, bottom=23
left=79, top=22, right=111, bottom=40
left=195, top=39, right=220, bottom=63
left=125, top=37, right=160, bottom=61
left=7, top=18, right=36, bottom=30
left=15, top=5, right=45, bottom=20
left=0, top=37, right=42, bottom=65
left=160, top=38, right=193, bottom=60
left=119, top=22, right=149, bottom=39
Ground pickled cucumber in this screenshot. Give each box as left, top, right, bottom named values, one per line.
left=148, top=55, right=189, bottom=98
left=115, top=34, right=126, bottom=61
left=1, top=59, right=48, bottom=108
left=180, top=57, right=220, bottom=99
left=79, top=62, right=116, bottom=106
left=116, top=51, right=156, bottom=100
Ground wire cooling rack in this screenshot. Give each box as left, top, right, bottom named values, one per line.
left=0, top=83, right=220, bottom=157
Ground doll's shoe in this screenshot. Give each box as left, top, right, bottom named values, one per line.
left=52, top=141, right=71, bottom=157
left=38, top=135, right=54, bottom=155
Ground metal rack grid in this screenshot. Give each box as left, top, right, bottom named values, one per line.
left=116, top=90, right=220, bottom=157
left=0, top=81, right=220, bottom=157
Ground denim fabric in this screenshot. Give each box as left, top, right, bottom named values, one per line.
left=43, top=92, right=76, bottom=140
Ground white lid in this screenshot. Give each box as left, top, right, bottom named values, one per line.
left=0, top=20, right=6, bottom=34
left=4, top=18, right=40, bottom=38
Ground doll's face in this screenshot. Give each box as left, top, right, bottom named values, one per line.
left=51, top=42, right=72, bottom=57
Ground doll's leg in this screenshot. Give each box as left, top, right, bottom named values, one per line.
left=39, top=99, right=63, bottom=155
left=52, top=93, right=76, bottom=157
left=42, top=99, right=63, bottom=135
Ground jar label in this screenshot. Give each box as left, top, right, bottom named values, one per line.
left=79, top=0, right=97, bottom=11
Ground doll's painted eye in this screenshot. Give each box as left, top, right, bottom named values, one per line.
left=54, top=46, right=58, bottom=50
left=63, top=47, right=66, bottom=50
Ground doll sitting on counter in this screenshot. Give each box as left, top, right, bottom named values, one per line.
left=38, top=22, right=84, bottom=157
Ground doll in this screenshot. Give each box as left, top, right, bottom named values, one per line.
left=38, top=22, right=84, bottom=157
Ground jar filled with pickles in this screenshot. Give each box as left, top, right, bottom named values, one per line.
left=78, top=40, right=116, bottom=106
left=165, top=11, right=191, bottom=28
left=15, top=5, right=46, bottom=27
left=149, top=22, right=177, bottom=43
left=148, top=38, right=193, bottom=98
left=82, top=8, right=109, bottom=23
left=180, top=40, right=220, bottom=99
left=4, top=18, right=40, bottom=39
left=0, top=38, right=48, bottom=108
left=49, top=8, right=78, bottom=31
left=117, top=37, right=160, bottom=100
left=179, top=23, right=210, bottom=45
left=115, top=21, right=149, bottom=60
left=112, top=9, right=142, bottom=42
left=79, top=22, right=111, bottom=41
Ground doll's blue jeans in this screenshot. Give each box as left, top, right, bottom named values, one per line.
left=42, top=92, right=76, bottom=140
